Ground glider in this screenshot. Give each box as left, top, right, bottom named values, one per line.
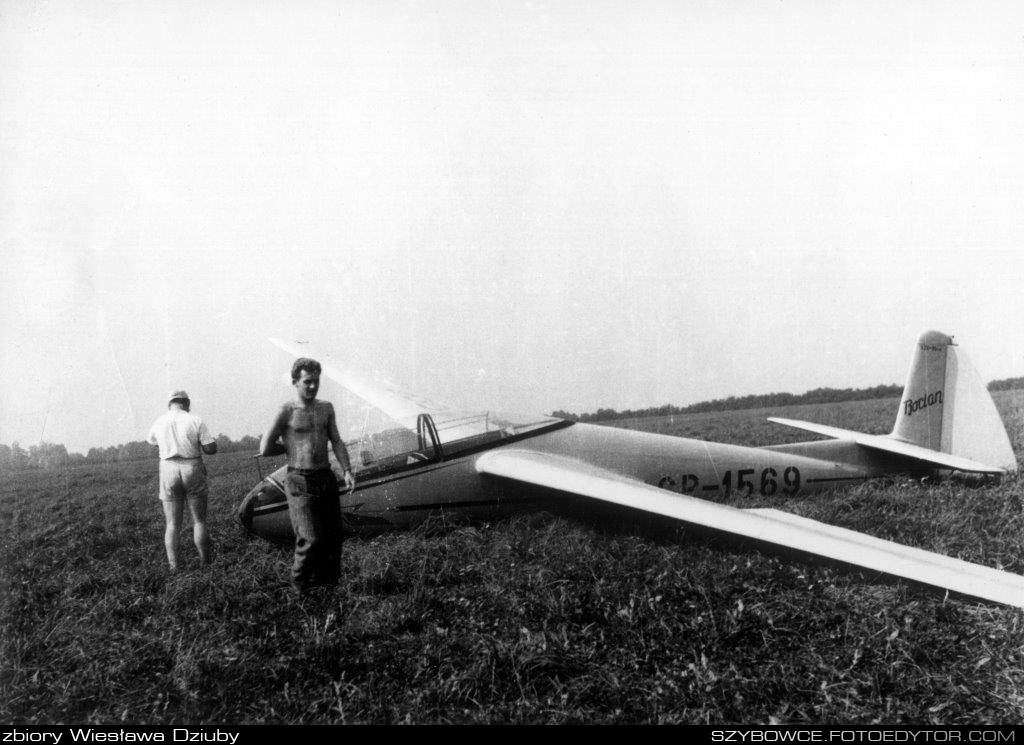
left=238, top=331, right=1023, bottom=609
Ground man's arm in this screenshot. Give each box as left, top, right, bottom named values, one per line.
left=197, top=419, right=218, bottom=455
left=326, top=403, right=356, bottom=492
left=259, top=406, right=289, bottom=457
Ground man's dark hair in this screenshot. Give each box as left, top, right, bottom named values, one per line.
left=169, top=396, right=190, bottom=412
left=291, top=357, right=322, bottom=383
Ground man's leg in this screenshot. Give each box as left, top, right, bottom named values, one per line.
left=285, top=471, right=321, bottom=593
left=184, top=461, right=212, bottom=566
left=159, top=460, right=186, bottom=571
left=317, top=471, right=343, bottom=586
left=187, top=496, right=212, bottom=566
left=161, top=498, right=184, bottom=572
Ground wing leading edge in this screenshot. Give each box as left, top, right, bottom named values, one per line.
left=475, top=449, right=1024, bottom=609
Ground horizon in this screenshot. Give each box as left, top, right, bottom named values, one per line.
left=7, top=372, right=1023, bottom=457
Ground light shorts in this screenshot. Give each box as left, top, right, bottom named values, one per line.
left=158, top=458, right=209, bottom=503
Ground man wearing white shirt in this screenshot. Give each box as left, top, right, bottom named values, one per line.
left=147, top=390, right=218, bottom=571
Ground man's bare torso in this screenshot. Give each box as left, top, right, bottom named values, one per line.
left=279, top=400, right=335, bottom=470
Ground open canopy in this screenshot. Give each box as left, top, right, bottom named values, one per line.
left=269, top=337, right=563, bottom=473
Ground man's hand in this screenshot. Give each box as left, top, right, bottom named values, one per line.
left=342, top=469, right=356, bottom=494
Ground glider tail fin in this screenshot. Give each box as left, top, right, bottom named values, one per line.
left=891, top=331, right=951, bottom=452
left=891, top=331, right=1016, bottom=471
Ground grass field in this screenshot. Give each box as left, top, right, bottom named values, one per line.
left=2, top=391, right=1023, bottom=724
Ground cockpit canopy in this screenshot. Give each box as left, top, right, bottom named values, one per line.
left=265, top=339, right=566, bottom=479
left=325, top=381, right=563, bottom=479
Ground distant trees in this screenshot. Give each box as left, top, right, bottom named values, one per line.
left=0, top=434, right=263, bottom=473
left=220, top=434, right=261, bottom=453
left=84, top=441, right=156, bottom=465
left=0, top=442, right=28, bottom=471
left=989, top=376, right=1024, bottom=392
left=552, top=377, right=1024, bottom=423
left=29, top=442, right=69, bottom=469
left=0, top=441, right=66, bottom=471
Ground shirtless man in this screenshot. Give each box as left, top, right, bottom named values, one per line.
left=260, top=357, right=356, bottom=593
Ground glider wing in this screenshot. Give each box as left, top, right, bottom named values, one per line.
left=475, top=449, right=1024, bottom=609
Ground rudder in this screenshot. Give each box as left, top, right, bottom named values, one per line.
left=891, top=331, right=1016, bottom=472
left=891, top=330, right=950, bottom=451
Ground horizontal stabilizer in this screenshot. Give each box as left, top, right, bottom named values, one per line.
left=767, top=417, right=1007, bottom=475
left=476, top=449, right=1024, bottom=609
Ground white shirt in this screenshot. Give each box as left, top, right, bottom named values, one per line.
left=147, top=407, right=215, bottom=459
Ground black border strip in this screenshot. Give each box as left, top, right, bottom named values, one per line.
left=395, top=496, right=544, bottom=513
left=806, top=476, right=869, bottom=484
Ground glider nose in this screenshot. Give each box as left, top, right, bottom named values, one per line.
left=237, top=483, right=260, bottom=531
left=237, top=476, right=286, bottom=533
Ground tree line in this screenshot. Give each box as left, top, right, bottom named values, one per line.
left=3, top=377, right=1022, bottom=472
left=551, top=377, right=1024, bottom=423
left=0, top=435, right=261, bottom=473
left=989, top=376, right=1024, bottom=392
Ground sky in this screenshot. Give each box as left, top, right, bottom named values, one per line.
left=2, top=0, right=1023, bottom=454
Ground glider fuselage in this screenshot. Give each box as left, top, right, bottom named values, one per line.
left=241, top=420, right=908, bottom=542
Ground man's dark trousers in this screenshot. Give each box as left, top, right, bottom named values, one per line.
left=285, top=468, right=342, bottom=591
